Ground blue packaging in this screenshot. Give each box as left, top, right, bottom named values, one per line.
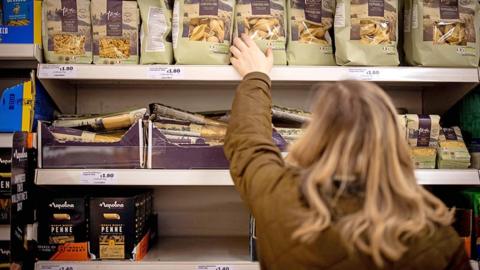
left=0, top=79, right=56, bottom=132
left=0, top=0, right=40, bottom=43
left=2, top=0, right=31, bottom=25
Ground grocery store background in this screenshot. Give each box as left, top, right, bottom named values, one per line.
left=1, top=0, right=480, bottom=269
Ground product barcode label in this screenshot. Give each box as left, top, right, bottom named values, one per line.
left=197, top=265, right=233, bottom=270
left=38, top=65, right=77, bottom=78
left=80, top=171, right=117, bottom=184
left=40, top=265, right=76, bottom=270
left=148, top=66, right=183, bottom=79
left=347, top=68, right=382, bottom=81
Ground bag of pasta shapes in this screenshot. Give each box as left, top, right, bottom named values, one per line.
left=286, top=0, right=335, bottom=65
left=404, top=0, right=480, bottom=67
left=43, top=0, right=93, bottom=63
left=334, top=0, right=400, bottom=66
left=91, top=0, right=140, bottom=64
left=139, top=0, right=173, bottom=64
left=172, top=0, right=235, bottom=64
left=235, top=0, right=287, bottom=65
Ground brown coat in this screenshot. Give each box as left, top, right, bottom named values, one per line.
left=224, top=72, right=471, bottom=270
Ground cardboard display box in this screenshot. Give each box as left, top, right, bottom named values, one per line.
left=147, top=121, right=288, bottom=169
left=38, top=120, right=145, bottom=168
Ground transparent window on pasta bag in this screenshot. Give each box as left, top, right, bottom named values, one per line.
left=99, top=37, right=131, bottom=59
left=433, top=21, right=466, bottom=46
left=242, top=16, right=285, bottom=40
left=186, top=17, right=228, bottom=43
left=53, top=33, right=87, bottom=56
left=295, top=21, right=331, bottom=45
left=359, top=19, right=393, bottom=45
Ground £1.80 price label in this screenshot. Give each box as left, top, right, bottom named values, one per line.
left=39, top=65, right=77, bottom=78
left=80, top=171, right=117, bottom=184
left=347, top=68, right=381, bottom=81
left=148, top=66, right=184, bottom=79
left=40, top=265, right=76, bottom=270
left=197, top=265, right=234, bottom=270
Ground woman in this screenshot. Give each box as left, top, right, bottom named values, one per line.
left=224, top=34, right=470, bottom=270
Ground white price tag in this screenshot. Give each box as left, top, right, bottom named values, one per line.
left=148, top=66, right=183, bottom=79
left=39, top=65, right=77, bottom=78
left=347, top=68, right=381, bottom=81
left=80, top=171, right=117, bottom=184
left=40, top=265, right=76, bottom=270
left=197, top=265, right=233, bottom=270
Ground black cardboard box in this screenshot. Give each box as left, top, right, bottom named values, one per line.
left=89, top=195, right=144, bottom=260
left=0, top=241, right=10, bottom=269
left=37, top=197, right=88, bottom=260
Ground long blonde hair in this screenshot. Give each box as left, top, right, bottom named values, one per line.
left=287, top=81, right=453, bottom=267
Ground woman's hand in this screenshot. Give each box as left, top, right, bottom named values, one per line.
left=230, top=34, right=274, bottom=78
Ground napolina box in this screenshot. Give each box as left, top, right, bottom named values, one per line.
left=89, top=195, right=145, bottom=260
left=37, top=197, right=88, bottom=259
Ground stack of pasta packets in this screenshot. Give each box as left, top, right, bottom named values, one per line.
left=437, top=127, right=471, bottom=169
left=405, top=114, right=441, bottom=169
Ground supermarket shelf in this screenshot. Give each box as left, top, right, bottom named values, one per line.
left=472, top=260, right=479, bottom=270
left=35, top=168, right=480, bottom=186
left=35, top=169, right=233, bottom=185
left=0, top=44, right=42, bottom=68
left=415, top=169, right=480, bottom=185
left=0, top=225, right=10, bottom=241
left=36, top=236, right=259, bottom=270
left=37, top=64, right=479, bottom=83
left=0, top=133, right=12, bottom=148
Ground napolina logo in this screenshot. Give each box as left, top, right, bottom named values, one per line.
left=99, top=201, right=124, bottom=209
left=13, top=148, right=27, bottom=160
left=0, top=158, right=11, bottom=165
left=49, top=201, right=75, bottom=209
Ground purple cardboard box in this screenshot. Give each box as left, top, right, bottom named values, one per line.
left=147, top=121, right=287, bottom=169
left=38, top=121, right=144, bottom=168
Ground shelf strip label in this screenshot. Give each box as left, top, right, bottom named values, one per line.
left=79, top=171, right=117, bottom=185
left=39, top=65, right=77, bottom=78
left=197, top=265, right=234, bottom=270
left=39, top=265, right=76, bottom=270
left=148, top=66, right=184, bottom=79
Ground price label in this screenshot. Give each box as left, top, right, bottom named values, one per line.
left=347, top=68, right=381, bottom=81
left=148, top=66, right=183, bottom=79
left=40, top=265, right=76, bottom=270
left=197, top=265, right=233, bottom=270
left=80, top=171, right=117, bottom=184
left=39, top=65, right=77, bottom=78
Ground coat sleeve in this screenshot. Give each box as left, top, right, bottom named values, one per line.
left=224, top=72, right=293, bottom=212
left=444, top=239, right=472, bottom=270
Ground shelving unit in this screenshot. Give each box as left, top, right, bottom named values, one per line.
left=35, top=168, right=480, bottom=186
left=0, top=44, right=42, bottom=68
left=0, top=134, right=13, bottom=148
left=37, top=64, right=478, bottom=82
left=36, top=237, right=259, bottom=270
left=0, top=225, right=10, bottom=241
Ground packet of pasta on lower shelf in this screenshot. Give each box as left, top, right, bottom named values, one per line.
left=53, top=108, right=146, bottom=131
left=43, top=0, right=93, bottom=63
left=437, top=127, right=471, bottom=169
left=50, top=126, right=126, bottom=143
left=91, top=0, right=140, bottom=64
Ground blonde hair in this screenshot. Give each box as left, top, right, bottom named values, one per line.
left=286, top=81, right=453, bottom=267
